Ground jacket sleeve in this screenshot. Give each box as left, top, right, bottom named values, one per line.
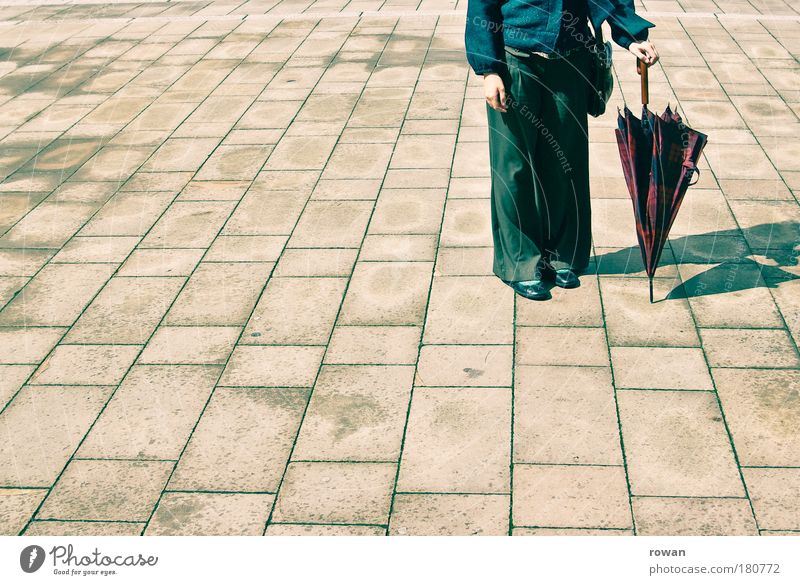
left=603, top=0, right=655, bottom=49
left=465, top=0, right=506, bottom=75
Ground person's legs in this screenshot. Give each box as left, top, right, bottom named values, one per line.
left=486, top=54, right=547, bottom=283
left=531, top=49, right=592, bottom=274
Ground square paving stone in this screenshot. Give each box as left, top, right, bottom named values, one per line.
left=423, top=276, right=512, bottom=345
left=242, top=277, right=347, bottom=345
left=169, top=387, right=309, bottom=492
left=390, top=135, right=456, bottom=169
left=0, top=385, right=113, bottom=487
left=389, top=494, right=509, bottom=536
left=348, top=97, right=408, bottom=129
left=223, top=189, right=309, bottom=235
left=0, top=327, right=65, bottom=364
left=138, top=326, right=240, bottom=365
left=219, top=345, right=324, bottom=387
left=195, top=145, right=270, bottom=181
left=30, top=344, right=140, bottom=386
left=439, top=199, right=493, bottom=247
left=38, top=460, right=173, bottom=521
left=141, top=138, right=218, bottom=172
left=146, top=492, right=274, bottom=536
left=416, top=344, right=513, bottom=387
left=451, top=141, right=489, bottom=177
left=368, top=189, right=446, bottom=235
left=140, top=201, right=237, bottom=248
left=325, top=325, right=421, bottom=365
left=264, top=135, right=338, bottom=170
left=288, top=200, right=374, bottom=248
left=591, top=199, right=640, bottom=248
left=165, top=262, right=273, bottom=326
left=0, top=489, right=47, bottom=536
left=77, top=365, right=221, bottom=460
left=338, top=262, right=433, bottom=326
left=321, top=143, right=394, bottom=180
left=293, top=365, right=414, bottom=461
left=632, top=496, right=757, bottom=536
left=713, top=369, right=800, bottom=467
left=64, top=277, right=184, bottom=344
left=237, top=100, right=304, bottom=129
left=618, top=390, right=744, bottom=497
left=24, top=521, right=144, bottom=536
left=610, top=347, right=713, bottom=390
left=680, top=100, right=747, bottom=129
left=516, top=327, right=610, bottom=367
left=600, top=277, right=699, bottom=347
left=0, top=263, right=116, bottom=326
left=71, top=147, right=153, bottom=183
left=700, top=328, right=799, bottom=368
left=448, top=176, right=490, bottom=199
left=512, top=464, right=631, bottom=529
left=705, top=144, right=781, bottom=180
left=397, top=387, right=511, bottom=493
left=514, top=366, right=621, bottom=465
left=78, top=191, right=176, bottom=237
left=272, top=462, right=395, bottom=525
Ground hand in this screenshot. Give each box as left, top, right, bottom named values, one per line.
left=628, top=40, right=659, bottom=66
left=483, top=73, right=508, bottom=112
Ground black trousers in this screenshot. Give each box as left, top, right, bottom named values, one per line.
left=486, top=48, right=592, bottom=281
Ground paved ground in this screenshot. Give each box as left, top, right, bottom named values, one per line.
left=0, top=0, right=798, bottom=537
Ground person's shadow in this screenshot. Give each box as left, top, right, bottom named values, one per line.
left=592, top=221, right=800, bottom=300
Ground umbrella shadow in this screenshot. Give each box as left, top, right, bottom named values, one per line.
left=593, top=221, right=800, bottom=299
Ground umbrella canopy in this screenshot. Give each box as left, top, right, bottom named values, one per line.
left=615, top=61, right=709, bottom=303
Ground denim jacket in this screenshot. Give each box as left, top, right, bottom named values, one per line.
left=465, top=0, right=655, bottom=75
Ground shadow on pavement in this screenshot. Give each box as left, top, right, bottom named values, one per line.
left=593, top=221, right=800, bottom=299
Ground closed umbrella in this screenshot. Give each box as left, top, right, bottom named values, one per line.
left=615, top=60, right=709, bottom=303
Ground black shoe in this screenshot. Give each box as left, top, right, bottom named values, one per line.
left=507, top=280, right=551, bottom=301
left=553, top=269, right=580, bottom=289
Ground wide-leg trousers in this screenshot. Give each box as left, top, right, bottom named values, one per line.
left=486, top=47, right=592, bottom=281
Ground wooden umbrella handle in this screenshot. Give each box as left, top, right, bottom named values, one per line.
left=637, top=59, right=649, bottom=106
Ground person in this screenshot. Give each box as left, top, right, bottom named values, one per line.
left=465, top=0, right=659, bottom=300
